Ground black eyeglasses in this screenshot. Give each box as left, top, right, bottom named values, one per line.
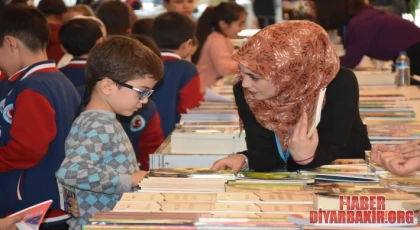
left=112, top=79, right=154, bottom=100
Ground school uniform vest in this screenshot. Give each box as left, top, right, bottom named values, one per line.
left=0, top=60, right=80, bottom=226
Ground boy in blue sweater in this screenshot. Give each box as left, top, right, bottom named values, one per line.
left=59, top=18, right=104, bottom=87
left=152, top=12, right=203, bottom=137
left=56, top=36, right=164, bottom=229
left=0, top=5, right=80, bottom=228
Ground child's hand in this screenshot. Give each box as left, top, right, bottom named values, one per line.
left=0, top=215, right=23, bottom=230
left=288, top=111, right=318, bottom=165
left=130, top=171, right=148, bottom=187
left=211, top=154, right=246, bottom=173
left=70, top=198, right=81, bottom=218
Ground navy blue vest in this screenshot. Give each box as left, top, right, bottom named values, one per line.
left=0, top=61, right=80, bottom=224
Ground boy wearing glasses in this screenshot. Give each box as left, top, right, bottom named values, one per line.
left=59, top=18, right=164, bottom=170
left=56, top=35, right=163, bottom=229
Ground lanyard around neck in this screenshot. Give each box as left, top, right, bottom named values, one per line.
left=274, top=132, right=290, bottom=164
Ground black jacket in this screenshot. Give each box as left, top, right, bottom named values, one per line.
left=235, top=67, right=371, bottom=172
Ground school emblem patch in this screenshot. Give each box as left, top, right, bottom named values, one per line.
left=130, top=114, right=145, bottom=132
left=0, top=99, right=5, bottom=114
left=2, top=104, right=13, bottom=124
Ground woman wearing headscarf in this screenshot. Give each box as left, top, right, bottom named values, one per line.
left=211, top=21, right=371, bottom=173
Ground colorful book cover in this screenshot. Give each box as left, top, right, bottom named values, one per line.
left=148, top=168, right=235, bottom=179
left=330, top=159, right=366, bottom=165
left=360, top=111, right=416, bottom=118
left=315, top=165, right=370, bottom=173
left=10, top=200, right=52, bottom=230
left=236, top=172, right=315, bottom=180
left=58, top=182, right=76, bottom=215
left=314, top=187, right=407, bottom=196
left=225, top=182, right=306, bottom=192
left=378, top=173, right=420, bottom=187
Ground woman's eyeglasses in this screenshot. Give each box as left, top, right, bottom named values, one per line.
left=112, top=79, right=154, bottom=100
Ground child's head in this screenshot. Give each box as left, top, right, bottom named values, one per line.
left=37, top=0, right=67, bottom=23
left=193, top=2, right=246, bottom=62
left=0, top=5, right=50, bottom=76
left=71, top=16, right=107, bottom=38
left=86, top=35, right=163, bottom=116
left=96, top=1, right=132, bottom=35
left=163, top=0, right=195, bottom=18
left=152, top=12, right=195, bottom=58
left=59, top=18, right=103, bottom=58
left=129, top=34, right=161, bottom=59
left=63, top=4, right=95, bottom=22
left=197, top=2, right=247, bottom=40
left=132, top=18, right=154, bottom=37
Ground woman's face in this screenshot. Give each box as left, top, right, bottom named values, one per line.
left=239, top=64, right=278, bottom=100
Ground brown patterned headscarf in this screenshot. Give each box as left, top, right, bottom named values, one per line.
left=232, top=21, right=340, bottom=151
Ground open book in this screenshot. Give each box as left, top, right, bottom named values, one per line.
left=10, top=200, right=52, bottom=230
left=307, top=88, right=327, bottom=138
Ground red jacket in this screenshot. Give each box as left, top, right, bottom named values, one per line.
left=47, top=23, right=64, bottom=64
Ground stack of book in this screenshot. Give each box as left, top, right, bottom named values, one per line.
left=150, top=101, right=242, bottom=169
left=138, top=168, right=235, bottom=192
left=84, top=164, right=420, bottom=229
left=359, top=94, right=416, bottom=121
left=170, top=126, right=245, bottom=154
left=354, top=70, right=395, bottom=86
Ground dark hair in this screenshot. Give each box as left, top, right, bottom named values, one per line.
left=129, top=34, right=161, bottom=58
left=314, top=0, right=369, bottom=30
left=37, top=0, right=67, bottom=16
left=132, top=18, right=154, bottom=37
left=0, top=5, right=50, bottom=52
left=96, top=1, right=132, bottom=35
left=85, top=35, right=163, bottom=94
left=193, top=2, right=246, bottom=63
left=69, top=4, right=95, bottom=16
left=8, top=0, right=29, bottom=6
left=152, top=12, right=195, bottom=50
left=192, top=36, right=199, bottom=46
left=59, top=18, right=102, bottom=57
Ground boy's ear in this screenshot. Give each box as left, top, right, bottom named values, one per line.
left=179, top=38, right=193, bottom=57
left=180, top=38, right=193, bottom=49
left=3, top=36, right=18, bottom=53
left=99, top=78, right=117, bottom=96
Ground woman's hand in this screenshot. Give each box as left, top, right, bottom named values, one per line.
left=392, top=139, right=420, bottom=158
left=211, top=154, right=246, bottom=173
left=288, top=111, right=319, bottom=165
left=378, top=152, right=420, bottom=177
left=370, top=143, right=393, bottom=164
